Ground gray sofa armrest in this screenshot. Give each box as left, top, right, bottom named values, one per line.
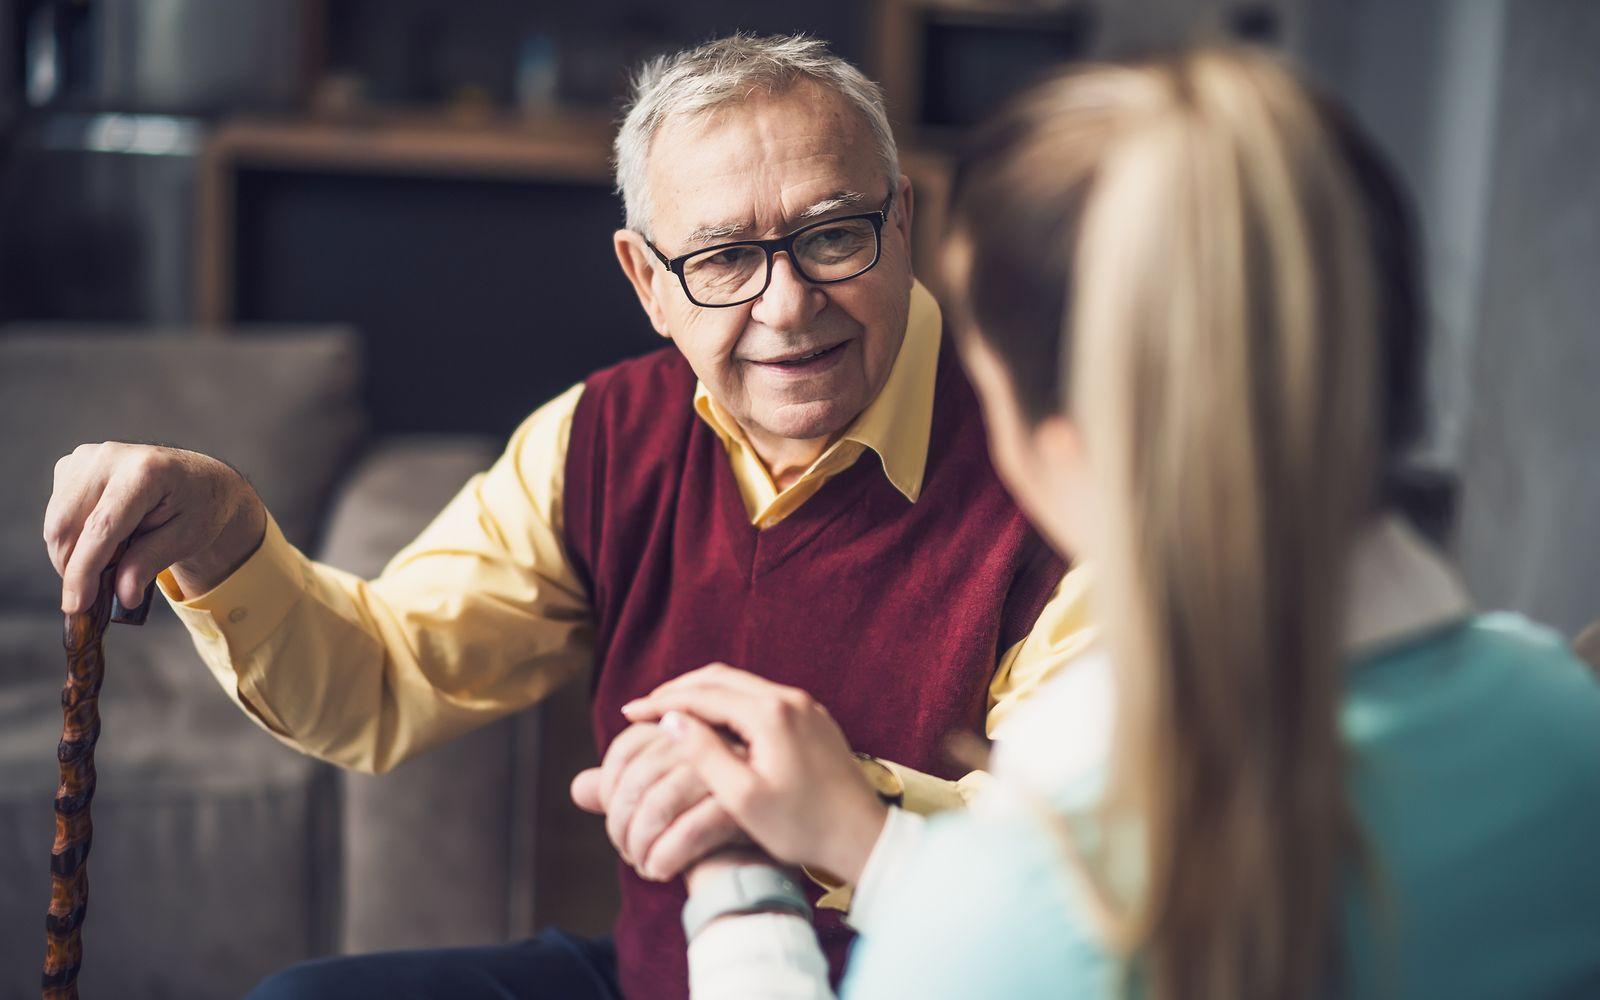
left=313, top=434, right=542, bottom=951
left=315, top=433, right=617, bottom=952
left=316, top=434, right=500, bottom=578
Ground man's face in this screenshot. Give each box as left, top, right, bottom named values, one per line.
left=615, top=81, right=914, bottom=446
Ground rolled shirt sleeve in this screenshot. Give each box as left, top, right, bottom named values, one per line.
left=156, top=383, right=594, bottom=774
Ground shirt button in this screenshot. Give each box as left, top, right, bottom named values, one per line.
left=228, top=607, right=249, bottom=624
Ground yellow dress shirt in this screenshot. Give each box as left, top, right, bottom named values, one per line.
left=156, top=280, right=1096, bottom=902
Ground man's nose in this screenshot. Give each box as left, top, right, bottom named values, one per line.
left=750, top=252, right=823, bottom=329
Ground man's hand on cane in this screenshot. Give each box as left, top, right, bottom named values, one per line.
left=44, top=441, right=268, bottom=612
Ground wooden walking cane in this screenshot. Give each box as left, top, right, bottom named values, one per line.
left=42, top=540, right=156, bottom=1000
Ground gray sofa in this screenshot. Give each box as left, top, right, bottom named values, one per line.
left=0, top=327, right=616, bottom=999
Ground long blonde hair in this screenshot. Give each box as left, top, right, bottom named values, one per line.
left=952, top=50, right=1384, bottom=999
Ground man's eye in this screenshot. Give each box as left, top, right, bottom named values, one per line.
left=799, top=224, right=871, bottom=262
left=693, top=246, right=758, bottom=271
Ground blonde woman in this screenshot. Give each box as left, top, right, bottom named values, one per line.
left=626, top=49, right=1600, bottom=998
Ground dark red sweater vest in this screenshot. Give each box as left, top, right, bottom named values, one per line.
left=562, top=341, right=1064, bottom=1000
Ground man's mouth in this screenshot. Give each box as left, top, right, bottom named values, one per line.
left=749, top=340, right=850, bottom=369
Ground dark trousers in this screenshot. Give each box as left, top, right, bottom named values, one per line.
left=245, top=930, right=623, bottom=1000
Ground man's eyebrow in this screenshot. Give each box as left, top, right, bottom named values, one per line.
left=682, top=220, right=749, bottom=247
left=679, top=190, right=872, bottom=249
left=796, top=190, right=869, bottom=221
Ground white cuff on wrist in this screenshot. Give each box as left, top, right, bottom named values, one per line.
left=845, top=806, right=927, bottom=932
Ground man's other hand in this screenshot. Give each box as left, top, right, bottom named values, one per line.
left=569, top=721, right=746, bottom=882
left=621, top=664, right=888, bottom=884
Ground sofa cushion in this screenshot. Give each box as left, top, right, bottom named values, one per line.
left=316, top=435, right=500, bottom=578
left=0, top=326, right=366, bottom=609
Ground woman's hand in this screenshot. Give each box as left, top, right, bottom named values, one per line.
left=622, top=664, right=888, bottom=885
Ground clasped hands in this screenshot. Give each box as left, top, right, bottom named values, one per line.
left=569, top=664, right=889, bottom=895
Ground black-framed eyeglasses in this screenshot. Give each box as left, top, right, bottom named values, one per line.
left=644, top=192, right=894, bottom=308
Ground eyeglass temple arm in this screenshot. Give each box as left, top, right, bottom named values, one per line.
left=642, top=237, right=673, bottom=269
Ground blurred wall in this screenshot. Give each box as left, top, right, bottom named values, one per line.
left=1303, top=1, right=1600, bottom=635
left=1300, top=0, right=1507, bottom=471
left=1455, top=0, right=1600, bottom=635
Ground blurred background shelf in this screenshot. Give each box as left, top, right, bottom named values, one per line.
left=192, top=111, right=639, bottom=436
left=3, top=0, right=1596, bottom=631
left=191, top=109, right=958, bottom=436
left=0, top=0, right=1302, bottom=439
left=198, top=121, right=647, bottom=435
left=203, top=112, right=619, bottom=182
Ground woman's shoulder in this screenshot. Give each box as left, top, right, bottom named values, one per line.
left=843, top=803, right=1116, bottom=1000
left=843, top=647, right=1127, bottom=998
left=1346, top=610, right=1600, bottom=751
left=1341, top=613, right=1600, bottom=995
left=1346, top=609, right=1600, bottom=840
left=989, top=649, right=1117, bottom=812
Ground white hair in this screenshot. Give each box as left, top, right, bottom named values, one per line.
left=614, top=33, right=900, bottom=237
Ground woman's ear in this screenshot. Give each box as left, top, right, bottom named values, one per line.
left=1032, top=413, right=1085, bottom=480
left=614, top=230, right=673, bottom=338
left=1028, top=412, right=1091, bottom=557
left=893, top=174, right=914, bottom=249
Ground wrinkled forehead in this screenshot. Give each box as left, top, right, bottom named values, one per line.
left=644, top=80, right=885, bottom=250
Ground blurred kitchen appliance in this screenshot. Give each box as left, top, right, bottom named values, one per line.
left=0, top=110, right=202, bottom=323
left=23, top=0, right=310, bottom=115
left=2, top=0, right=316, bottom=324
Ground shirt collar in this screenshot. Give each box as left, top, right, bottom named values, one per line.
left=692, top=279, right=943, bottom=504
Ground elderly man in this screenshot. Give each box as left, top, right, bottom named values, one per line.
left=43, top=34, right=1085, bottom=1000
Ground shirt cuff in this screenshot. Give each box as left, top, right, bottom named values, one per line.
left=157, top=510, right=306, bottom=656
left=879, top=758, right=971, bottom=813
left=156, top=511, right=307, bottom=734
left=687, top=912, right=833, bottom=1000
left=845, top=806, right=928, bottom=933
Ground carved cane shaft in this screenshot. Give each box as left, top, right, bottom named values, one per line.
left=43, top=543, right=153, bottom=1000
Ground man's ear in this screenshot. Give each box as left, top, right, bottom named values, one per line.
left=893, top=174, right=914, bottom=250
left=614, top=230, right=673, bottom=339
